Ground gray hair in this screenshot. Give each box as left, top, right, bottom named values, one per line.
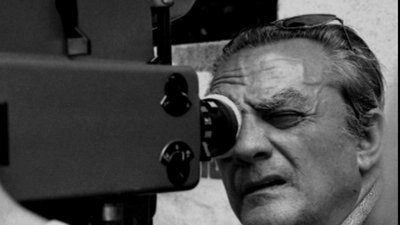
left=212, top=23, right=385, bottom=138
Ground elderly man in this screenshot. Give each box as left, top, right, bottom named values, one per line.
left=209, top=14, right=385, bottom=225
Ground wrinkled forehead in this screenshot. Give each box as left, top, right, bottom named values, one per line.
left=210, top=39, right=331, bottom=92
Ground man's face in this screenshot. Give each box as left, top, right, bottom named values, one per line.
left=210, top=39, right=362, bottom=225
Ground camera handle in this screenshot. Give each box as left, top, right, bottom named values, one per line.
left=149, top=0, right=174, bottom=65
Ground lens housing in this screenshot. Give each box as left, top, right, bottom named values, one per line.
left=200, top=94, right=241, bottom=161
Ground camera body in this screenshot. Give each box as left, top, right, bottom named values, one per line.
left=0, top=54, right=201, bottom=200
left=0, top=0, right=239, bottom=205
left=0, top=0, right=203, bottom=201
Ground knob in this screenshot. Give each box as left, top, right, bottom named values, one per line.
left=160, top=73, right=191, bottom=117
left=160, top=141, right=194, bottom=186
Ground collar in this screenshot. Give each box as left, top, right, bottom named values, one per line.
left=341, top=178, right=383, bottom=225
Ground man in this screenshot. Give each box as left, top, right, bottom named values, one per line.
left=209, top=14, right=385, bottom=225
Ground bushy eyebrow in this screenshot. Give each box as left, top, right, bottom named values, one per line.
left=249, top=88, right=310, bottom=113
left=210, top=74, right=246, bottom=88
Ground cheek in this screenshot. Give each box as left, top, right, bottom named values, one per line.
left=290, top=97, right=356, bottom=171
left=291, top=125, right=361, bottom=198
left=301, top=124, right=358, bottom=171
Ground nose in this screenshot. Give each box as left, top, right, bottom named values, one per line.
left=230, top=115, right=273, bottom=164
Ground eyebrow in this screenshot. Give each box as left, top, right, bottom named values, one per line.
left=211, top=64, right=279, bottom=87
left=249, top=88, right=310, bottom=113
left=210, top=73, right=246, bottom=88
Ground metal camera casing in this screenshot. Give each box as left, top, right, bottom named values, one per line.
left=0, top=0, right=200, bottom=201
left=0, top=54, right=201, bottom=201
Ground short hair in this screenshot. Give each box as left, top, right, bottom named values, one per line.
left=212, top=22, right=385, bottom=138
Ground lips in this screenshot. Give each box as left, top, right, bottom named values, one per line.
left=241, top=175, right=287, bottom=197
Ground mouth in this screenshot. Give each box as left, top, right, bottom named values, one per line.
left=241, top=175, right=288, bottom=197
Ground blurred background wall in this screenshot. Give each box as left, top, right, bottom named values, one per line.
left=154, top=0, right=397, bottom=224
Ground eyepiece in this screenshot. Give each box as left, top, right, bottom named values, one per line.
left=200, top=94, right=241, bottom=161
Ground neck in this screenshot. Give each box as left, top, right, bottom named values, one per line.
left=0, top=184, right=47, bottom=225
left=341, top=165, right=383, bottom=225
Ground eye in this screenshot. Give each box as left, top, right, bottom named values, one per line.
left=262, top=111, right=305, bottom=129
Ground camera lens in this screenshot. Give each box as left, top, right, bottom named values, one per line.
left=200, top=94, right=241, bottom=161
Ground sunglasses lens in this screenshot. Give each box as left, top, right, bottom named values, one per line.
left=283, top=15, right=335, bottom=28
left=273, top=14, right=353, bottom=51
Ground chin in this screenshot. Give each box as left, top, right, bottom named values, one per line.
left=240, top=208, right=296, bottom=225
left=239, top=198, right=317, bottom=225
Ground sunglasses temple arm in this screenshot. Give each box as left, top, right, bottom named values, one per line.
left=337, top=18, right=355, bottom=51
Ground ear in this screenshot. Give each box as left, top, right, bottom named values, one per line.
left=356, top=108, right=384, bottom=173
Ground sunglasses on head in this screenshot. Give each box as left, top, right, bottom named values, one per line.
left=270, top=14, right=354, bottom=51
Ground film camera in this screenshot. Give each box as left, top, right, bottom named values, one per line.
left=0, top=0, right=240, bottom=224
